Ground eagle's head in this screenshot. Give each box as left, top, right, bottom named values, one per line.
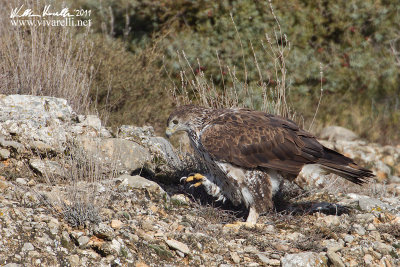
left=165, top=105, right=211, bottom=138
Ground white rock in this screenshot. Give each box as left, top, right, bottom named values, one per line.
left=389, top=176, right=400, bottom=183
left=317, top=215, right=341, bottom=227
left=281, top=252, right=328, bottom=267
left=352, top=224, right=366, bottom=236
left=47, top=218, right=59, bottom=235
left=358, top=197, right=390, bottom=212
left=117, top=174, right=165, bottom=194
left=22, top=242, right=34, bottom=252
left=326, top=250, right=345, bottom=267
left=286, top=232, right=304, bottom=241
left=0, top=94, right=73, bottom=123
left=29, top=159, right=63, bottom=176
left=166, top=239, right=190, bottom=254
left=354, top=213, right=375, bottom=223
left=70, top=230, right=83, bottom=241
left=77, top=236, right=90, bottom=247
left=364, top=254, right=373, bottom=265
left=373, top=242, right=393, bottom=255
left=15, top=178, right=28, bottom=185
left=322, top=240, right=344, bottom=252
left=257, top=253, right=280, bottom=266
left=343, top=234, right=354, bottom=243
left=28, top=141, right=48, bottom=152
left=117, top=125, right=155, bottom=140
left=0, top=148, right=10, bottom=159
left=366, top=223, right=376, bottom=231
left=230, top=252, right=240, bottom=263
left=79, top=137, right=151, bottom=172
left=61, top=231, right=71, bottom=243
left=79, top=115, right=102, bottom=130
left=320, top=126, right=358, bottom=141
left=244, top=245, right=258, bottom=253
left=265, top=224, right=275, bottom=233
left=93, top=223, right=115, bottom=241
left=110, top=239, right=121, bottom=252
left=0, top=95, right=73, bottom=152
left=0, top=137, right=24, bottom=152
left=171, top=194, right=189, bottom=205
left=67, top=255, right=80, bottom=267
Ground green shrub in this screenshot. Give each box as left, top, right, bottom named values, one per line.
left=10, top=0, right=398, bottom=143
left=77, top=0, right=399, bottom=143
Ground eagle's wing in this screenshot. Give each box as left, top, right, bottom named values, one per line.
left=200, top=110, right=325, bottom=175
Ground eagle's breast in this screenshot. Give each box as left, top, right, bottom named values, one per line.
left=187, top=126, right=274, bottom=211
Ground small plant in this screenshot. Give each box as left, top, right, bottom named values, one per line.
left=31, top=142, right=117, bottom=228
left=376, top=224, right=400, bottom=238
left=62, top=201, right=101, bottom=228
left=148, top=244, right=173, bottom=259
left=119, top=247, right=128, bottom=258
left=389, top=249, right=399, bottom=259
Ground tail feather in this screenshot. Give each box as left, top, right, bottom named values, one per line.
left=317, top=147, right=374, bottom=185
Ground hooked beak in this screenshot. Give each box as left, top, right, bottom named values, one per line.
left=165, top=126, right=175, bottom=139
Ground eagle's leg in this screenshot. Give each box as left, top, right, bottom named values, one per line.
left=181, top=173, right=227, bottom=202
left=246, top=207, right=259, bottom=224
left=225, top=207, right=259, bottom=228
left=180, top=173, right=205, bottom=187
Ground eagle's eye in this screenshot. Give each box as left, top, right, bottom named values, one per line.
left=172, top=119, right=179, bottom=125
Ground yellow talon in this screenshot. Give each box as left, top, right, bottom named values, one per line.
left=185, top=176, right=194, bottom=182
left=184, top=173, right=205, bottom=183
left=193, top=173, right=205, bottom=180
left=181, top=173, right=205, bottom=187
left=193, top=182, right=203, bottom=187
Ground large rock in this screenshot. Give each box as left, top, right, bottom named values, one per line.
left=79, top=137, right=151, bottom=173
left=320, top=126, right=358, bottom=141
left=0, top=136, right=25, bottom=153
left=29, top=159, right=63, bottom=177
left=117, top=125, right=156, bottom=143
left=166, top=239, right=190, bottom=255
left=347, top=193, right=393, bottom=212
left=116, top=174, right=165, bottom=194
left=318, top=139, right=400, bottom=183
left=0, top=94, right=73, bottom=123
left=0, top=95, right=111, bottom=153
left=118, top=125, right=180, bottom=166
left=117, top=125, right=183, bottom=183
left=0, top=95, right=73, bottom=152
left=326, top=250, right=345, bottom=267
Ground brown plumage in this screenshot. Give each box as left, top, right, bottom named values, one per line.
left=166, top=105, right=374, bottom=223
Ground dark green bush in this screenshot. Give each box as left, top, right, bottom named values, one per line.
left=73, top=0, right=400, bottom=143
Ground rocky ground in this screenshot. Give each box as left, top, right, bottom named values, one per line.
left=0, top=94, right=399, bottom=267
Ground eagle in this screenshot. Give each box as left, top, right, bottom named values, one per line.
left=166, top=105, right=374, bottom=223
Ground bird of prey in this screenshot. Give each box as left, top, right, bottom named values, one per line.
left=166, top=105, right=374, bottom=223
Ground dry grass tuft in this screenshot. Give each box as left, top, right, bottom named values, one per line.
left=194, top=202, right=239, bottom=226
left=0, top=0, right=94, bottom=114
left=376, top=224, right=400, bottom=238
left=168, top=5, right=300, bottom=122
left=31, top=143, right=118, bottom=228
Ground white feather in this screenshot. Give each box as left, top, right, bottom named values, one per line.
left=298, top=164, right=327, bottom=187
left=267, top=169, right=284, bottom=196
left=241, top=187, right=254, bottom=207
